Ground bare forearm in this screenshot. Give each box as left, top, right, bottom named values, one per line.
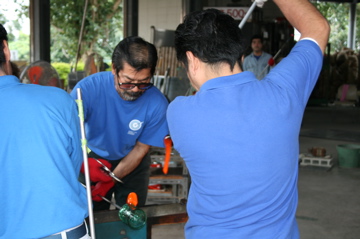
left=113, top=141, right=150, bottom=179
left=274, top=0, right=330, bottom=53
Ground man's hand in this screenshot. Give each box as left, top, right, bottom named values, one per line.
left=80, top=158, right=113, bottom=182
left=91, top=180, right=115, bottom=202
left=252, top=0, right=267, bottom=8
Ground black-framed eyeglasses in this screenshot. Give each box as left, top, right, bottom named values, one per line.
left=118, top=82, right=153, bottom=90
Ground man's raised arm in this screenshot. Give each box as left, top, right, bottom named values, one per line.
left=273, top=0, right=330, bottom=54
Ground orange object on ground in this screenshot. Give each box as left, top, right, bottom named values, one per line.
left=163, top=135, right=173, bottom=174
left=127, top=192, right=138, bottom=209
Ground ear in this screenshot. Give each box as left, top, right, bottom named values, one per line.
left=1, top=40, right=12, bottom=76
left=3, top=40, right=10, bottom=62
left=111, top=64, right=116, bottom=75
left=186, top=51, right=199, bottom=76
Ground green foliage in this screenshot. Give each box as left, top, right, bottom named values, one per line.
left=0, top=12, right=5, bottom=24
left=13, top=0, right=29, bottom=18
left=314, top=2, right=360, bottom=53
left=52, top=62, right=71, bottom=80
left=2, top=1, right=30, bottom=61
left=52, top=62, right=85, bottom=88
left=6, top=31, right=16, bottom=42
left=314, top=2, right=350, bottom=53
left=12, top=20, right=22, bottom=32
left=8, top=32, right=30, bottom=60
left=356, top=4, right=360, bottom=51
left=1, top=23, right=17, bottom=42
left=50, top=0, right=123, bottom=63
left=50, top=25, right=72, bottom=63
left=11, top=0, right=123, bottom=63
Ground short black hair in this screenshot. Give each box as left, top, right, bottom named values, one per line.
left=111, top=36, right=158, bottom=76
left=251, top=34, right=263, bottom=43
left=0, top=24, right=8, bottom=64
left=175, top=8, right=244, bottom=71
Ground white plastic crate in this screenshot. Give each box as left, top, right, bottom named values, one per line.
left=299, top=154, right=333, bottom=168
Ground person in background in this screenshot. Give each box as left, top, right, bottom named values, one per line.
left=240, top=46, right=252, bottom=70
left=0, top=24, right=90, bottom=239
left=167, top=0, right=329, bottom=238
left=243, top=34, right=273, bottom=79
left=70, top=36, right=169, bottom=210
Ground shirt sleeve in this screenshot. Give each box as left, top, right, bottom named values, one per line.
left=138, top=96, right=169, bottom=148
left=264, top=39, right=323, bottom=105
left=70, top=78, right=92, bottom=120
left=68, top=98, right=84, bottom=173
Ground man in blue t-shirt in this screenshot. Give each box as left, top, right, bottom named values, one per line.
left=243, top=34, right=273, bottom=80
left=71, top=36, right=169, bottom=209
left=167, top=0, right=330, bottom=238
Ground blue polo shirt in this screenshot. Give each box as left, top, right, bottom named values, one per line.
left=70, top=71, right=169, bottom=160
left=0, top=76, right=88, bottom=238
left=167, top=39, right=323, bottom=239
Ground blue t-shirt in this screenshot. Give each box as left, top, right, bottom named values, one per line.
left=0, top=76, right=88, bottom=239
left=167, top=39, right=323, bottom=239
left=70, top=71, right=169, bottom=160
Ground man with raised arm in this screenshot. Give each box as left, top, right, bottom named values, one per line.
left=167, top=0, right=330, bottom=238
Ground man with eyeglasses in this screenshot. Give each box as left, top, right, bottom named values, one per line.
left=70, top=36, right=169, bottom=210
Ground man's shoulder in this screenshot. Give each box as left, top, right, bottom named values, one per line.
left=28, top=83, right=69, bottom=96
left=243, top=54, right=252, bottom=64
left=144, top=86, right=169, bottom=105
left=80, top=71, right=112, bottom=84
left=263, top=52, right=272, bottom=58
left=244, top=54, right=253, bottom=59
left=23, top=84, right=76, bottom=109
left=72, top=71, right=113, bottom=93
left=168, top=95, right=193, bottom=112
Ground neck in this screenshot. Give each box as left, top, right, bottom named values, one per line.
left=198, top=62, right=242, bottom=87
left=253, top=51, right=262, bottom=56
left=0, top=62, right=10, bottom=76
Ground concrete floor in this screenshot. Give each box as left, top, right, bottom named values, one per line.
left=151, top=106, right=360, bottom=239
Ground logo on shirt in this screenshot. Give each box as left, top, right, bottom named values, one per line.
left=129, top=119, right=143, bottom=131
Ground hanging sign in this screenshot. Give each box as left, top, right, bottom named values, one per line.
left=203, top=7, right=251, bottom=20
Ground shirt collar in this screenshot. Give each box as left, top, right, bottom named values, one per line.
left=252, top=52, right=262, bottom=57
left=200, top=71, right=256, bottom=92
left=0, top=75, right=21, bottom=87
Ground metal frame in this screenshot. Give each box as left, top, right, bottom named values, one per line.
left=28, top=0, right=359, bottom=63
